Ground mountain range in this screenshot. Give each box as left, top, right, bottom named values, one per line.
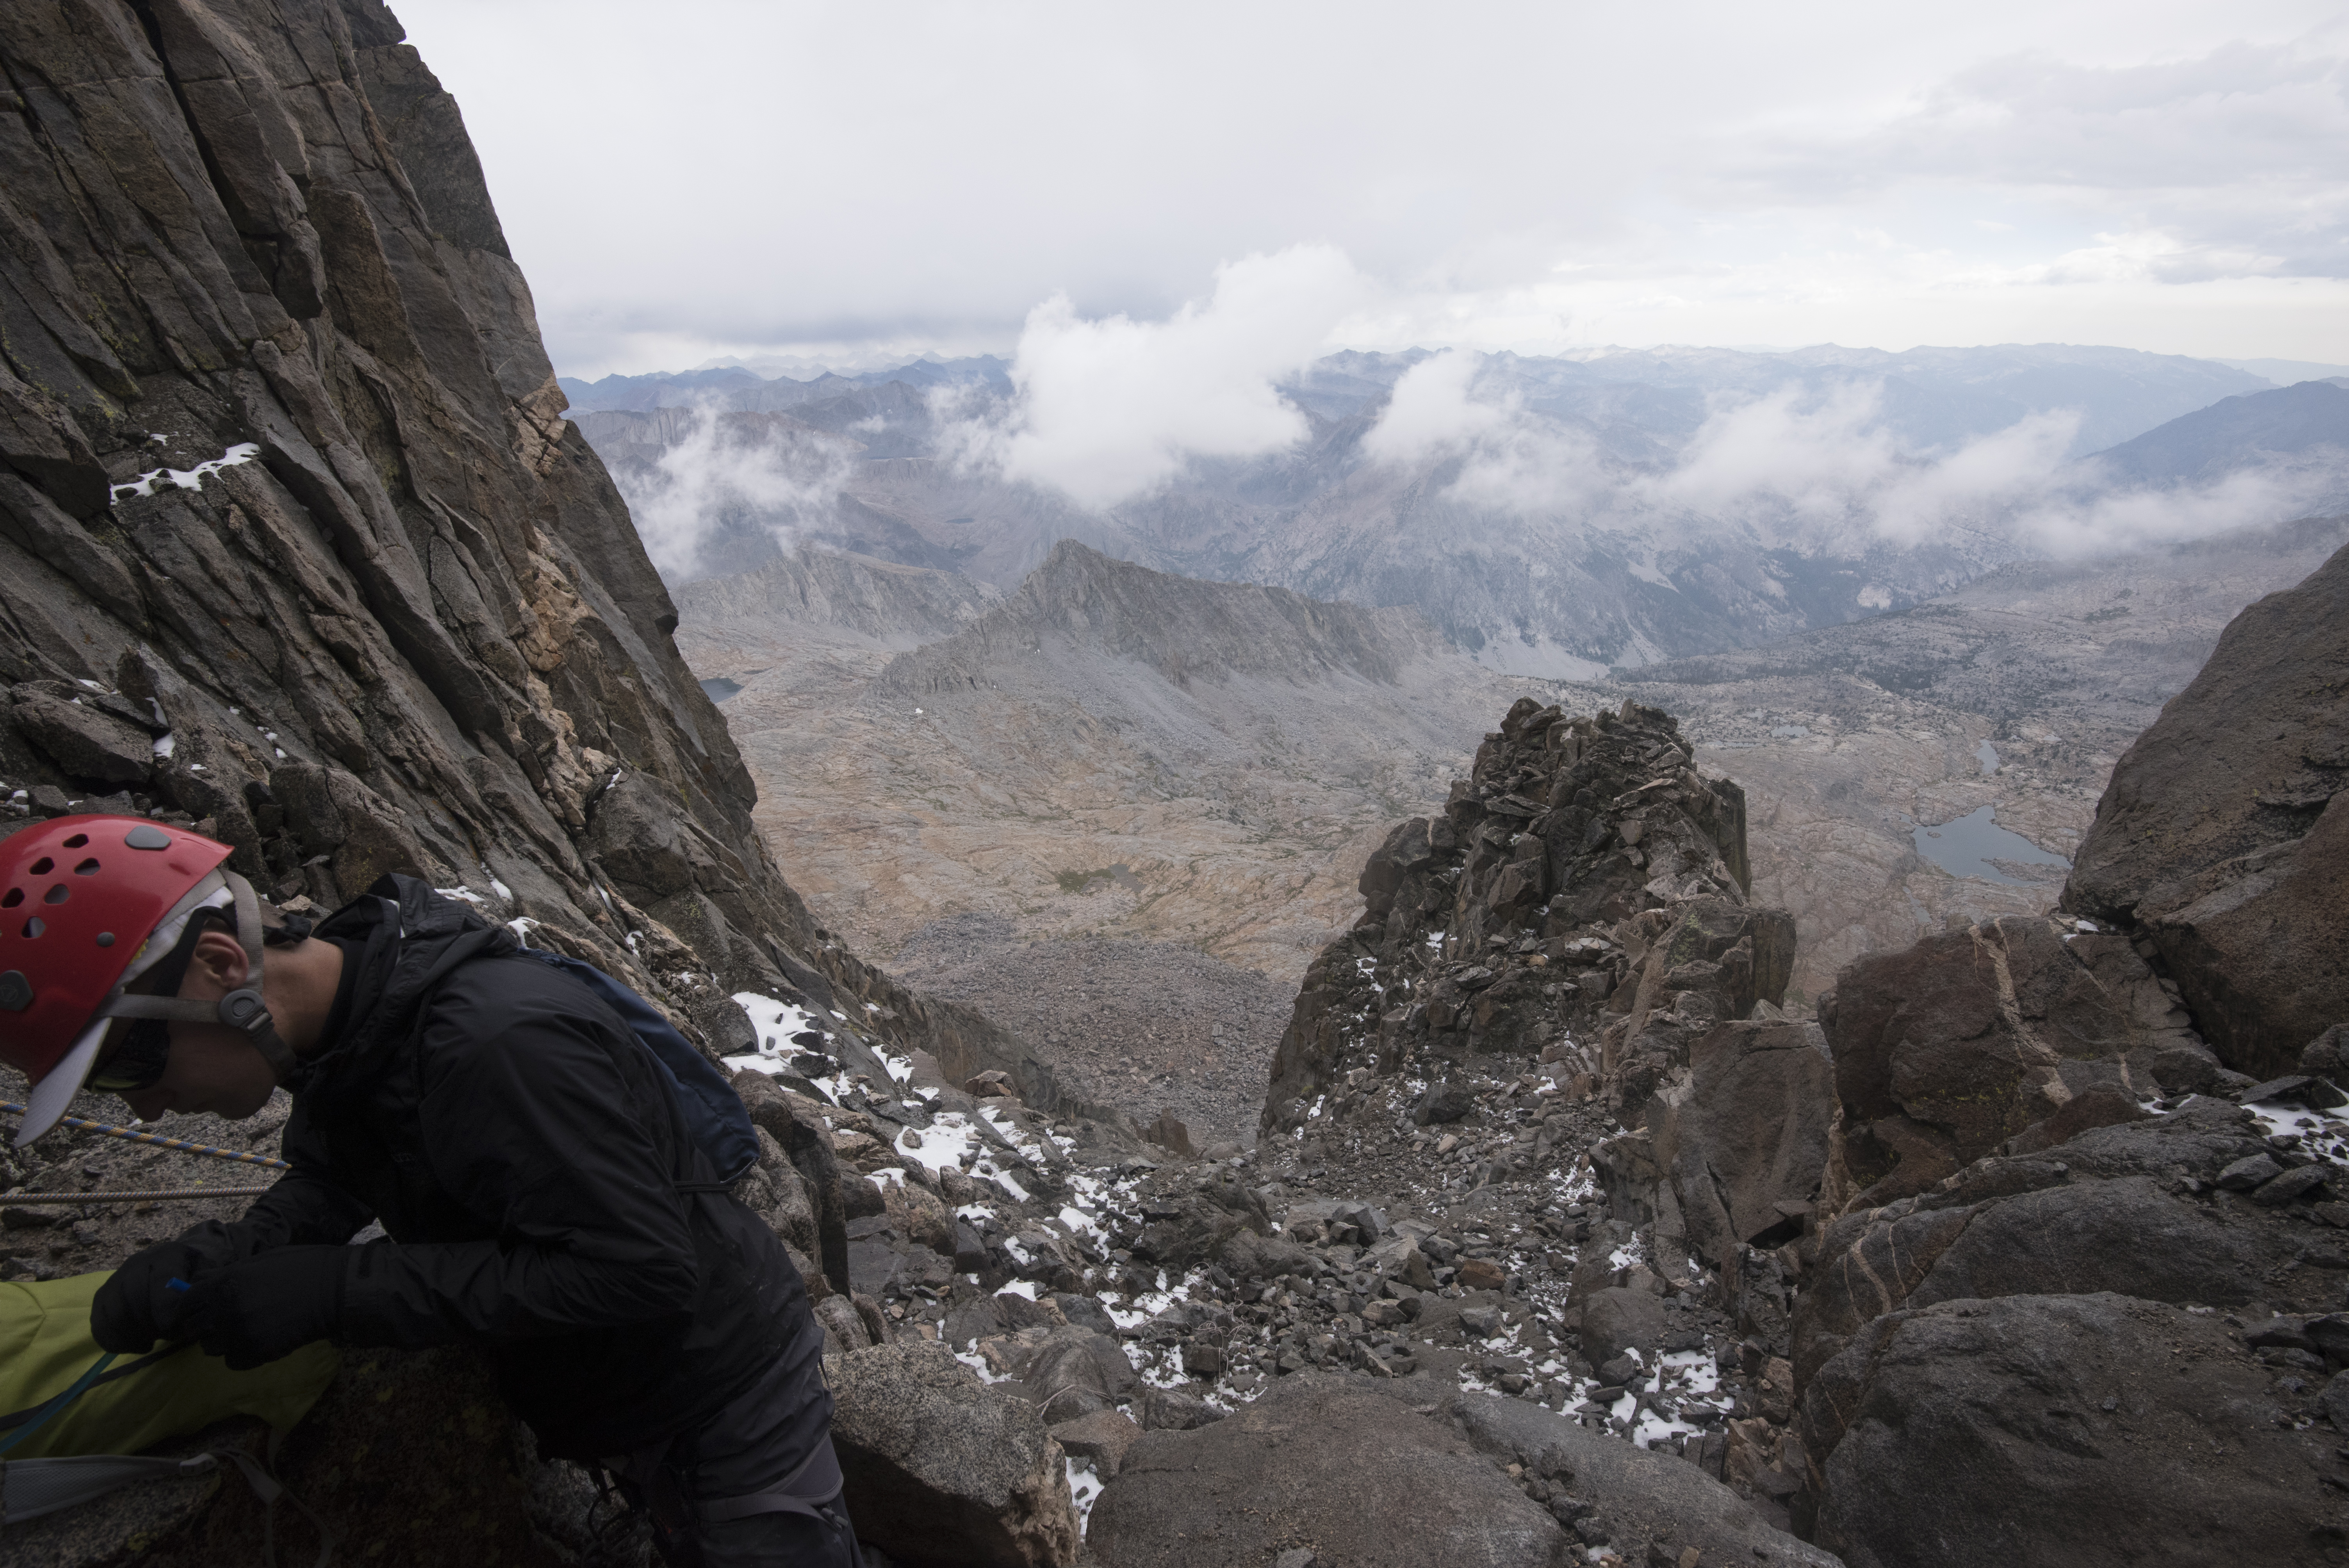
left=568, top=344, right=2348, bottom=680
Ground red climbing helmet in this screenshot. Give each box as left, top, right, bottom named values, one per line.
left=0, top=816, right=233, bottom=1144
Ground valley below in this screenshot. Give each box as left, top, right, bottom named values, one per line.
left=675, top=513, right=2349, bottom=1144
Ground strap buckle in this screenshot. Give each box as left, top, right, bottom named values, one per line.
left=218, top=988, right=272, bottom=1034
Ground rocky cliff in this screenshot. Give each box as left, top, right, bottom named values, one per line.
left=0, top=5, right=1116, bottom=1561
left=673, top=541, right=1001, bottom=650
left=1766, top=542, right=2349, bottom=1563
left=0, top=0, right=1075, bottom=1114
left=875, top=537, right=1455, bottom=698
left=2063, top=538, right=2349, bottom=1078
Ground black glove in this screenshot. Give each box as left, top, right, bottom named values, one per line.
left=176, top=1245, right=352, bottom=1370
left=90, top=1239, right=211, bottom=1352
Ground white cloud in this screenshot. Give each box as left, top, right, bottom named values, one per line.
left=957, top=246, right=1369, bottom=509
left=398, top=2, right=2349, bottom=374
left=616, top=407, right=853, bottom=579
left=1722, top=40, right=2349, bottom=285
left=1359, top=350, right=1608, bottom=513
left=1351, top=353, right=2333, bottom=556
left=1642, top=385, right=2081, bottom=541
left=2021, top=456, right=2349, bottom=556
left=1360, top=351, right=1515, bottom=461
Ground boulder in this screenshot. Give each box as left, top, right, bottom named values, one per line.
left=0, top=1418, right=267, bottom=1568
left=1126, top=1163, right=1269, bottom=1269
left=1012, top=1327, right=1138, bottom=1423
left=1133, top=1384, right=1222, bottom=1431
left=1086, top=1375, right=1570, bottom=1568
left=1456, top=1258, right=1507, bottom=1291
left=2304, top=1025, right=2349, bottom=1083
left=1798, top=1293, right=2348, bottom=1568
left=1052, top=1292, right=1117, bottom=1333
left=1648, top=1019, right=1834, bottom=1267
left=70, top=1347, right=577, bottom=1566
left=585, top=774, right=709, bottom=904
left=10, top=685, right=154, bottom=790
left=883, top=1177, right=958, bottom=1256
left=1049, top=1407, right=1142, bottom=1477
left=1579, top=1287, right=1665, bottom=1369
left=1221, top=1228, right=1315, bottom=1282
left=2237, top=1073, right=2349, bottom=1110
left=827, top=1340, right=1079, bottom=1568
left=1449, top=1390, right=1841, bottom=1568
left=815, top=1294, right=879, bottom=1356
left=1791, top=1103, right=2333, bottom=1390
left=2000, top=1085, right=2148, bottom=1155
left=733, top=1071, right=852, bottom=1293
left=1143, top=1108, right=1193, bottom=1157
left=1820, top=916, right=2194, bottom=1206
left=2066, top=539, right=2349, bottom=1080
left=740, top=1125, right=823, bottom=1267
left=1414, top=1082, right=1477, bottom=1125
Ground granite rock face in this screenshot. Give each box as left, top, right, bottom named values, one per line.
left=0, top=3, right=1098, bottom=1562
left=1789, top=1101, right=2338, bottom=1389
left=1775, top=542, right=2349, bottom=1557
left=827, top=1340, right=1080, bottom=1568
left=2064, top=539, right=2349, bottom=1078
left=1799, top=1293, right=2347, bottom=1568
left=1261, top=695, right=1793, bottom=1140
left=0, top=0, right=1050, bottom=1105
left=1820, top=914, right=2203, bottom=1205
left=1646, top=1019, right=1835, bottom=1268
left=1086, top=1376, right=1572, bottom=1568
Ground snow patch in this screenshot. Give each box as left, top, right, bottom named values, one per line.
left=109, top=441, right=261, bottom=502
left=723, top=991, right=829, bottom=1078
left=1066, top=1458, right=1102, bottom=1534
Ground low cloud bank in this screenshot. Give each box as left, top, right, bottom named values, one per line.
left=949, top=245, right=1368, bottom=510
left=618, top=407, right=856, bottom=579
left=617, top=252, right=2345, bottom=571
left=1357, top=349, right=2344, bottom=556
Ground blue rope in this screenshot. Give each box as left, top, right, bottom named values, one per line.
left=0, top=1351, right=118, bottom=1456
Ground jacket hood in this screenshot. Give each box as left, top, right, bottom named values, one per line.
left=305, top=874, right=517, bottom=1100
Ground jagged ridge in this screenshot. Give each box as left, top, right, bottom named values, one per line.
left=875, top=538, right=1452, bottom=696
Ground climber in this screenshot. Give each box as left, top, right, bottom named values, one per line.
left=0, top=816, right=855, bottom=1567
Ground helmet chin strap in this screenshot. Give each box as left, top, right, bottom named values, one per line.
left=101, top=871, right=300, bottom=1084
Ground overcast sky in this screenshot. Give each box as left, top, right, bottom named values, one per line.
left=396, top=1, right=2349, bottom=379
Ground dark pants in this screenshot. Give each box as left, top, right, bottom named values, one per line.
left=610, top=1345, right=858, bottom=1568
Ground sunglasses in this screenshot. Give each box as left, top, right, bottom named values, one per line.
left=86, top=909, right=229, bottom=1096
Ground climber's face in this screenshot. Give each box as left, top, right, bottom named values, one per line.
left=116, top=930, right=278, bottom=1123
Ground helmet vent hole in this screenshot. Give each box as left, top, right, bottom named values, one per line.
left=43, top=885, right=69, bottom=905
left=21, top=918, right=44, bottom=939
left=61, top=834, right=88, bottom=849
left=29, top=858, right=52, bottom=875
left=73, top=858, right=99, bottom=875
left=0, top=889, right=19, bottom=909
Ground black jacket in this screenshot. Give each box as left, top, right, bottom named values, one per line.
left=188, top=877, right=823, bottom=1459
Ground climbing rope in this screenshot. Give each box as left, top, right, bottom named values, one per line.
left=0, top=1187, right=275, bottom=1205
left=0, top=1103, right=290, bottom=1170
